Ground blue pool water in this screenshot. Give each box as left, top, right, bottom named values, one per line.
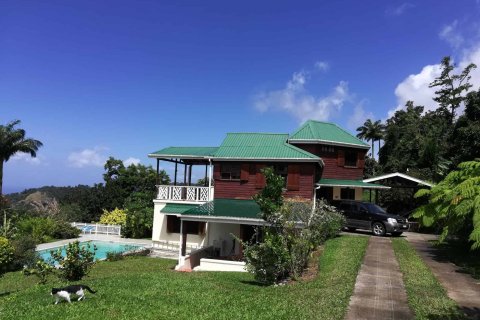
left=38, top=241, right=144, bottom=261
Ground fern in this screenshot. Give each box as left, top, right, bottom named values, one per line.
left=415, top=160, right=480, bottom=249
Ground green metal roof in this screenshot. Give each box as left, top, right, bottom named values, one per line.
left=214, top=133, right=321, bottom=161
left=181, top=199, right=262, bottom=219
left=149, top=147, right=218, bottom=158
left=290, top=120, right=369, bottom=148
left=161, top=203, right=200, bottom=214
left=317, top=178, right=390, bottom=189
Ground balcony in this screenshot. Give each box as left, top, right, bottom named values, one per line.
left=156, top=185, right=214, bottom=203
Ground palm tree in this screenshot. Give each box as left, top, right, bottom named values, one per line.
left=356, top=119, right=384, bottom=159
left=0, top=120, right=43, bottom=196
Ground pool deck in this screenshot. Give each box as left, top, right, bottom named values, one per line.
left=36, top=234, right=152, bottom=251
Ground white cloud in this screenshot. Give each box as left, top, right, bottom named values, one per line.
left=68, top=147, right=107, bottom=168
left=314, top=61, right=329, bottom=72
left=347, top=101, right=374, bottom=131
left=10, top=153, right=43, bottom=165
left=385, top=3, right=415, bottom=16
left=388, top=45, right=480, bottom=118
left=123, top=157, right=141, bottom=166
left=254, top=69, right=350, bottom=123
left=439, top=20, right=464, bottom=49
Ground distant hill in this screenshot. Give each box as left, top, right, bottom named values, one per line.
left=6, top=185, right=92, bottom=205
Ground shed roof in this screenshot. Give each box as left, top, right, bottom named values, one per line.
left=289, top=120, right=369, bottom=149
left=317, top=178, right=390, bottom=189
left=363, top=172, right=433, bottom=187
left=148, top=147, right=218, bottom=159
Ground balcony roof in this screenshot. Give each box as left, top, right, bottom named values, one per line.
left=148, top=147, right=218, bottom=159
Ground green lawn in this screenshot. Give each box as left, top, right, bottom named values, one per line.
left=392, top=238, right=465, bottom=320
left=0, top=235, right=368, bottom=320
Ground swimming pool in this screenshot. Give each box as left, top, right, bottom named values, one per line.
left=38, top=241, right=145, bottom=261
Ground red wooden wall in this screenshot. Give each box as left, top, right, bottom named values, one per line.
left=291, top=144, right=367, bottom=180
left=213, top=162, right=316, bottom=200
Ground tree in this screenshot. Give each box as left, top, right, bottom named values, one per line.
left=0, top=120, right=43, bottom=196
left=413, top=160, right=480, bottom=249
left=356, top=119, right=384, bottom=160
left=429, top=56, right=477, bottom=125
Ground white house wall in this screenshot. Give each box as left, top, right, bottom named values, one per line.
left=152, top=201, right=206, bottom=247
left=332, top=187, right=363, bottom=201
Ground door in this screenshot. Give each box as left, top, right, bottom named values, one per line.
left=356, top=203, right=372, bottom=229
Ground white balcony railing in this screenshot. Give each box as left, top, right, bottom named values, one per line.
left=156, top=185, right=213, bottom=202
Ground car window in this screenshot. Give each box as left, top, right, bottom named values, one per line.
left=358, top=204, right=368, bottom=213
left=339, top=203, right=351, bottom=211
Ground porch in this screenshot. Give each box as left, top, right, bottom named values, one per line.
left=148, top=146, right=217, bottom=203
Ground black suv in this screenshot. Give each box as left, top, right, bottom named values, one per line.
left=332, top=200, right=409, bottom=236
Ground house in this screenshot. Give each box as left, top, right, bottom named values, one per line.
left=148, top=120, right=388, bottom=271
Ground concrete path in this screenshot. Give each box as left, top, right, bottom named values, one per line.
left=345, top=237, right=413, bottom=320
left=406, top=232, right=480, bottom=319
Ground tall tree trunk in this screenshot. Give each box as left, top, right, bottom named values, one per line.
left=378, top=139, right=381, bottom=160
left=371, top=140, right=375, bottom=160
left=0, top=159, right=3, bottom=197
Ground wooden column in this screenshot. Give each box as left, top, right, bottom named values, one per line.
left=204, top=165, right=208, bottom=186
left=188, top=164, right=192, bottom=185
left=174, top=162, right=178, bottom=186
left=156, top=159, right=160, bottom=185
left=183, top=164, right=187, bottom=185
left=369, top=189, right=372, bottom=202
left=181, top=221, right=187, bottom=257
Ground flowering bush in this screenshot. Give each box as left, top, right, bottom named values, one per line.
left=99, top=208, right=127, bottom=226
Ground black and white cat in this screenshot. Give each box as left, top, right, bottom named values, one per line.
left=51, top=285, right=96, bottom=304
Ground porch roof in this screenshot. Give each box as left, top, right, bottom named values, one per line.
left=182, top=198, right=262, bottom=219
left=317, top=178, right=390, bottom=189
left=161, top=203, right=200, bottom=214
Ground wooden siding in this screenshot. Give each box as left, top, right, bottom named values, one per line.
left=213, top=162, right=315, bottom=200
left=292, top=144, right=366, bottom=180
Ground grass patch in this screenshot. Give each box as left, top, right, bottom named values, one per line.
left=392, top=238, right=465, bottom=320
left=431, top=240, right=480, bottom=280
left=0, top=235, right=368, bottom=320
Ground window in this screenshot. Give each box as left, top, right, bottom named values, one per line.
left=340, top=188, right=355, bottom=200
left=273, top=164, right=288, bottom=187
left=220, top=163, right=241, bottom=180
left=166, top=216, right=206, bottom=235
left=344, top=151, right=357, bottom=167
left=321, top=145, right=335, bottom=153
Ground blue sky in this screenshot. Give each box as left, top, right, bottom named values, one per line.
left=2, top=0, right=480, bottom=193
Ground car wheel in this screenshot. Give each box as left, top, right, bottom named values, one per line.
left=391, top=232, right=403, bottom=237
left=346, top=227, right=356, bottom=231
left=372, top=222, right=386, bottom=236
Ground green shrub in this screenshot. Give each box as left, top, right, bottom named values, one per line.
left=50, top=241, right=96, bottom=281
left=51, top=220, right=80, bottom=239
left=242, top=231, right=290, bottom=284
left=0, top=237, right=14, bottom=277
left=106, top=251, right=124, bottom=261
left=122, top=192, right=154, bottom=238
left=22, top=259, right=54, bottom=284
left=10, top=235, right=37, bottom=271
left=17, top=217, right=80, bottom=243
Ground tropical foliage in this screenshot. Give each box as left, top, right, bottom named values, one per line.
left=356, top=119, right=384, bottom=159
left=243, top=168, right=345, bottom=284
left=0, top=236, right=14, bottom=277
left=50, top=241, right=97, bottom=281
left=0, top=120, right=43, bottom=196
left=413, top=160, right=480, bottom=249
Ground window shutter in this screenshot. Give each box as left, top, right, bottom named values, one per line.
left=255, top=164, right=266, bottom=189
left=358, top=152, right=365, bottom=169
left=287, top=164, right=300, bottom=191
left=240, top=164, right=250, bottom=181
left=213, top=164, right=221, bottom=180
left=198, top=222, right=206, bottom=235
left=337, top=150, right=345, bottom=167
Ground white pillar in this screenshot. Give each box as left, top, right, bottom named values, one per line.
left=178, top=219, right=184, bottom=261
